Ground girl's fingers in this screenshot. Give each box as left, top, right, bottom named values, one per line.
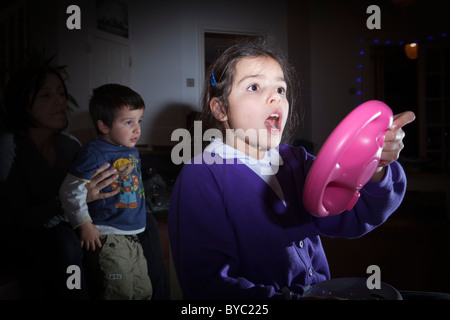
left=391, top=111, right=416, bottom=130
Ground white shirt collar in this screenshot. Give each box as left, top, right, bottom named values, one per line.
left=205, top=138, right=286, bottom=205
left=204, top=138, right=283, bottom=167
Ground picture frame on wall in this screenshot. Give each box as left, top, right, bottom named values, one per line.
left=96, top=0, right=128, bottom=38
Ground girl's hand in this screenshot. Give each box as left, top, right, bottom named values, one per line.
left=78, top=221, right=102, bottom=251
left=371, top=111, right=416, bottom=181
left=85, top=162, right=119, bottom=203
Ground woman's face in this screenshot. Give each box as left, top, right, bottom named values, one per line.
left=27, top=73, right=68, bottom=131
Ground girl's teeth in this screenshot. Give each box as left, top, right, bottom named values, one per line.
left=271, top=125, right=278, bottom=130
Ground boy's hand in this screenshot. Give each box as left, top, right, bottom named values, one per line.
left=371, top=111, right=416, bottom=181
left=78, top=221, right=102, bottom=251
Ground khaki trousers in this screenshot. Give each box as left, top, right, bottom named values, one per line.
left=87, top=234, right=153, bottom=300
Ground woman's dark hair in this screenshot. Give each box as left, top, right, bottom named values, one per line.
left=89, top=83, right=145, bottom=134
left=4, top=66, right=68, bottom=133
left=200, top=38, right=301, bottom=144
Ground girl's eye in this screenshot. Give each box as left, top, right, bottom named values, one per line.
left=125, top=121, right=133, bottom=126
left=247, top=84, right=258, bottom=92
left=277, top=87, right=286, bottom=95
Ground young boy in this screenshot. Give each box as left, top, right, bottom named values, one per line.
left=59, top=84, right=152, bottom=300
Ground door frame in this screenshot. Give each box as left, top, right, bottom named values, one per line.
left=197, top=24, right=266, bottom=99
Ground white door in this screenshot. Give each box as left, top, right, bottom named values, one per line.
left=89, top=35, right=130, bottom=90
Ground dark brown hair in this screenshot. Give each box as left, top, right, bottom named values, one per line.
left=4, top=66, right=68, bottom=133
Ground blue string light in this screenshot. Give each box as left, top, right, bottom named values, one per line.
left=354, top=32, right=447, bottom=103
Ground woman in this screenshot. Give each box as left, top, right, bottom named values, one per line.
left=0, top=66, right=119, bottom=299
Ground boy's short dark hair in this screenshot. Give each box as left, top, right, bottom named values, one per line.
left=89, top=84, right=145, bottom=134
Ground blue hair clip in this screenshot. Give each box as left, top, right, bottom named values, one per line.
left=210, top=69, right=217, bottom=87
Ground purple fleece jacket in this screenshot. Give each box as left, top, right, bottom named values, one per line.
left=168, top=144, right=406, bottom=300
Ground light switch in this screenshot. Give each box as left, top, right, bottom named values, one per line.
left=186, top=78, right=195, bottom=87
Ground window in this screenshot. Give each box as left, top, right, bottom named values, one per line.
left=373, top=39, right=450, bottom=174
left=420, top=42, right=450, bottom=173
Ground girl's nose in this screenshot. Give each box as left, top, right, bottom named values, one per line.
left=267, top=90, right=282, bottom=105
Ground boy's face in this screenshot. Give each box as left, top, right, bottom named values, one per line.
left=99, top=106, right=144, bottom=148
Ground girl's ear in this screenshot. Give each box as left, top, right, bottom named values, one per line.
left=97, top=120, right=109, bottom=135
left=209, top=97, right=228, bottom=122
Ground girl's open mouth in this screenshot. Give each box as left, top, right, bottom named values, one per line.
left=264, top=111, right=282, bottom=134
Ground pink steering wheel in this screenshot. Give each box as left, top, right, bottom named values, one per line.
left=303, top=100, right=393, bottom=217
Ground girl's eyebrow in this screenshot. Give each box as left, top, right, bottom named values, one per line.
left=237, top=74, right=286, bottom=85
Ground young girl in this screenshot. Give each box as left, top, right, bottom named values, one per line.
left=168, top=40, right=415, bottom=300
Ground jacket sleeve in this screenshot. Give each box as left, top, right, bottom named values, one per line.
left=59, top=174, right=92, bottom=229
left=313, top=161, right=407, bottom=238
left=0, top=134, right=63, bottom=229
left=285, top=145, right=407, bottom=239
